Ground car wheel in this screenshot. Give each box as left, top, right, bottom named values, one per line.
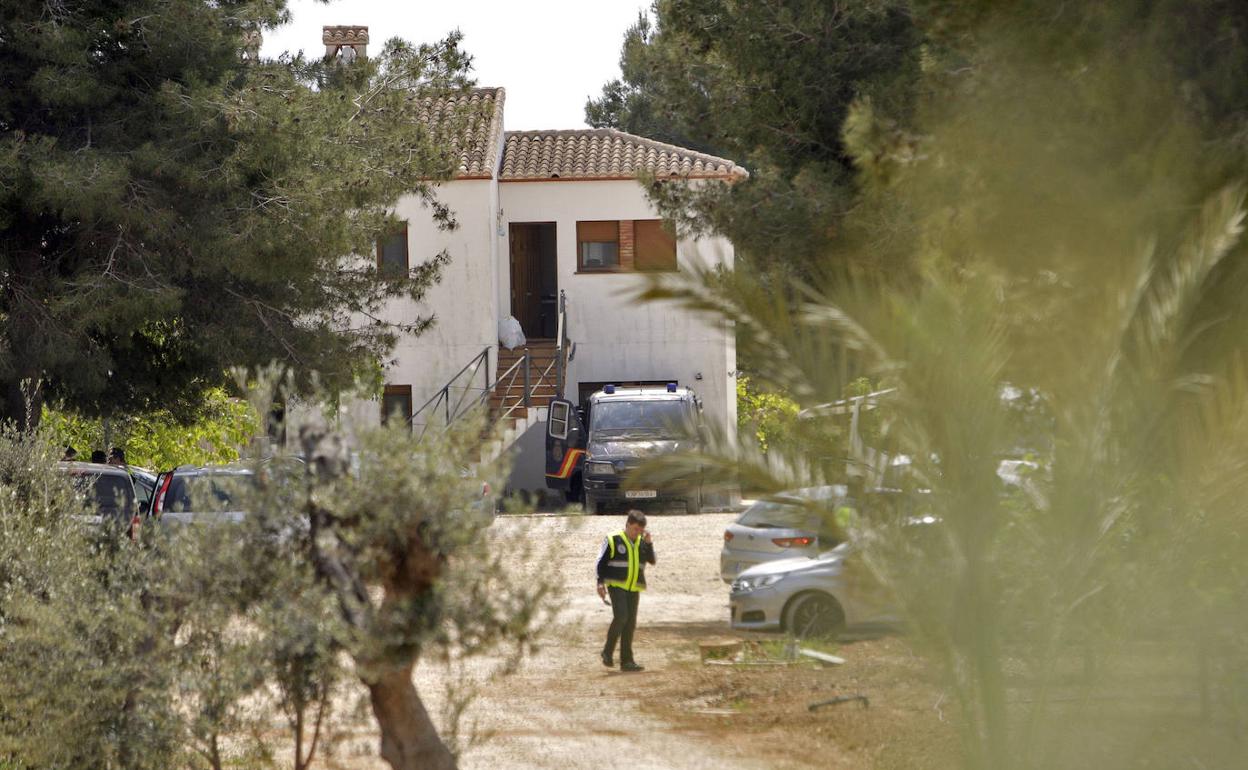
left=684, top=489, right=702, bottom=515
left=784, top=592, right=845, bottom=639
left=582, top=490, right=600, bottom=515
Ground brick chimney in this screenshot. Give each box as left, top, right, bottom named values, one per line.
left=323, top=25, right=368, bottom=62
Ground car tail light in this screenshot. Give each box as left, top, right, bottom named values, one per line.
left=772, top=536, right=813, bottom=547
left=129, top=513, right=141, bottom=542
left=723, top=530, right=734, bottom=542
left=152, top=473, right=173, bottom=518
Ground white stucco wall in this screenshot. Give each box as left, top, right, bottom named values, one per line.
left=498, top=179, right=738, bottom=437
left=366, top=178, right=498, bottom=427
left=343, top=172, right=739, bottom=492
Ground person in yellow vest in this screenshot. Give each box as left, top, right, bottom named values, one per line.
left=595, top=510, right=656, bottom=672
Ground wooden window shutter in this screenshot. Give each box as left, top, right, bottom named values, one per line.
left=634, top=219, right=677, bottom=272
left=577, top=220, right=618, bottom=242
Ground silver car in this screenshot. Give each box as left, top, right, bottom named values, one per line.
left=150, top=465, right=253, bottom=526
left=720, top=486, right=848, bottom=582
left=729, top=542, right=898, bottom=638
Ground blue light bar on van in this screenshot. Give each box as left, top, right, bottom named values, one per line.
left=667, top=382, right=677, bottom=392
left=604, top=384, right=615, bottom=394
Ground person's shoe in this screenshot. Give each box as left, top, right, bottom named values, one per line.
left=601, top=652, right=613, bottom=668
left=620, top=662, right=644, bottom=672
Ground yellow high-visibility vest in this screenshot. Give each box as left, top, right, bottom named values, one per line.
left=602, top=532, right=644, bottom=592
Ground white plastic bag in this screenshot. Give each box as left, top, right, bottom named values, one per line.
left=498, top=316, right=526, bottom=350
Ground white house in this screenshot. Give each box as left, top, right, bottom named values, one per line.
left=341, top=69, right=743, bottom=493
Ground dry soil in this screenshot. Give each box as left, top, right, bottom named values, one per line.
left=317, top=512, right=957, bottom=770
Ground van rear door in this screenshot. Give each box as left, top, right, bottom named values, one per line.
left=544, top=398, right=585, bottom=492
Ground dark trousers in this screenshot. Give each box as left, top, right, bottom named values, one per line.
left=604, top=586, right=641, bottom=664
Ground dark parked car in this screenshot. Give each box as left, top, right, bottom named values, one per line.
left=57, top=461, right=140, bottom=533
left=127, top=466, right=158, bottom=508
left=546, top=384, right=706, bottom=515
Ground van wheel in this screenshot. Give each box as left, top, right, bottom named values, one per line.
left=582, top=490, right=601, bottom=515
left=784, top=592, right=845, bottom=639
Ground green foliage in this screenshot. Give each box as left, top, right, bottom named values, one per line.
left=0, top=1, right=480, bottom=429
left=0, top=431, right=185, bottom=768
left=0, top=375, right=560, bottom=769
left=735, top=376, right=798, bottom=452
left=588, top=0, right=922, bottom=279
left=634, top=3, right=1248, bottom=769
left=41, top=389, right=258, bottom=468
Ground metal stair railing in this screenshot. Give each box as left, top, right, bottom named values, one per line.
left=555, top=289, right=570, bottom=396
left=408, top=291, right=571, bottom=439
left=409, top=348, right=490, bottom=439
left=491, top=291, right=568, bottom=423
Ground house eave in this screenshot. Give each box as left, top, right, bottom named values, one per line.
left=498, top=172, right=747, bottom=183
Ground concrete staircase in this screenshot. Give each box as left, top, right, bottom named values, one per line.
left=490, top=339, right=561, bottom=416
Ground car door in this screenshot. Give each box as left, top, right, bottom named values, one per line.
left=544, top=398, right=585, bottom=491
left=839, top=548, right=898, bottom=624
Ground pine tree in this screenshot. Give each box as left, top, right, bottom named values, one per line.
left=0, top=1, right=476, bottom=429
left=586, top=0, right=922, bottom=280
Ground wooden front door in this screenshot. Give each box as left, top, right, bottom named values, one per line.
left=509, top=223, right=544, bottom=338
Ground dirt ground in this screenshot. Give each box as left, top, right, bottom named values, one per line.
left=317, top=512, right=959, bottom=769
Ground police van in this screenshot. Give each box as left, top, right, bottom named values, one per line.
left=545, top=383, right=705, bottom=514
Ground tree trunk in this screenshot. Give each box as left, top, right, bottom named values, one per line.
left=3, top=239, right=45, bottom=433
left=2, top=366, right=42, bottom=432
left=368, top=663, right=456, bottom=770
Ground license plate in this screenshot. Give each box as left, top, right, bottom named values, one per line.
left=625, top=490, right=658, bottom=499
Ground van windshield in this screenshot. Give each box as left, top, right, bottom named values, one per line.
left=592, top=400, right=694, bottom=438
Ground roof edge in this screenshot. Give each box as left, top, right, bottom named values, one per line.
left=480, top=87, right=506, bottom=180
left=501, top=127, right=748, bottom=180
left=498, top=172, right=744, bottom=183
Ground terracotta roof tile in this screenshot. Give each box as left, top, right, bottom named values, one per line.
left=498, top=128, right=746, bottom=181
left=409, top=87, right=505, bottom=179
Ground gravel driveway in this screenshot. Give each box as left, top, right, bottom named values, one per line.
left=319, top=510, right=943, bottom=770
left=320, top=510, right=792, bottom=770
left=443, top=512, right=759, bottom=770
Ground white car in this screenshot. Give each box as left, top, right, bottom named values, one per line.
left=149, top=465, right=253, bottom=526
left=719, top=487, right=848, bottom=582
left=729, top=542, right=898, bottom=638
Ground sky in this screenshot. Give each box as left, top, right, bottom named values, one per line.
left=260, top=0, right=651, bottom=131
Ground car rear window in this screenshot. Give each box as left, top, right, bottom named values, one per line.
left=738, top=500, right=820, bottom=530
left=165, top=474, right=250, bottom=512
left=82, top=475, right=135, bottom=519
left=738, top=498, right=845, bottom=543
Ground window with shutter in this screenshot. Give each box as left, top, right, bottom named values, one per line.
left=577, top=221, right=620, bottom=270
